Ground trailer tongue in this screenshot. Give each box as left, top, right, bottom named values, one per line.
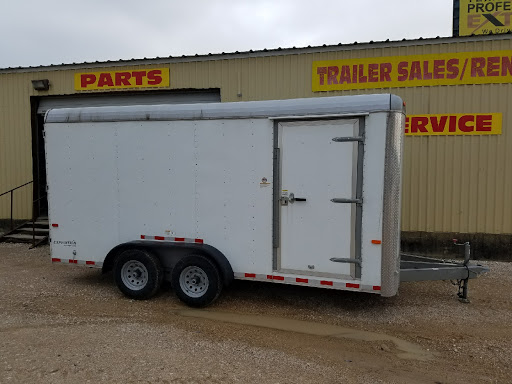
left=400, top=241, right=489, bottom=302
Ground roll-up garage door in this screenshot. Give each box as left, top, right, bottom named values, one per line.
left=37, top=89, right=220, bottom=115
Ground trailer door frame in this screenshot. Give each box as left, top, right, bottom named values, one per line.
left=272, top=116, right=365, bottom=279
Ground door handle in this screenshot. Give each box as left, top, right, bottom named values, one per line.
left=289, top=193, right=306, bottom=203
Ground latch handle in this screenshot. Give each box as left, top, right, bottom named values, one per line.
left=289, top=193, right=306, bottom=203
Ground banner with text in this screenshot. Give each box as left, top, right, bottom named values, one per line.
left=459, top=0, right=512, bottom=36
left=312, top=51, right=512, bottom=91
left=75, top=68, right=170, bottom=91
left=405, top=113, right=502, bottom=136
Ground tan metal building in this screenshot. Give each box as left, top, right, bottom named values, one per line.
left=1, top=34, right=511, bottom=257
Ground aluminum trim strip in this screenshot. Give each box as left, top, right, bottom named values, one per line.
left=233, top=272, right=380, bottom=293
left=51, top=259, right=103, bottom=268
left=380, top=111, right=405, bottom=297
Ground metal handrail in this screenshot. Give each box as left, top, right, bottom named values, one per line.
left=0, top=181, right=33, bottom=197
left=1, top=181, right=49, bottom=248
left=0, top=181, right=33, bottom=231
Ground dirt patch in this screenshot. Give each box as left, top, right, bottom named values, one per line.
left=1, top=243, right=510, bottom=383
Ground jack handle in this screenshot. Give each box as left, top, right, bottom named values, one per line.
left=452, top=239, right=471, bottom=266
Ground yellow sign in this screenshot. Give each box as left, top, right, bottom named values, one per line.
left=459, top=0, right=512, bottom=36
left=312, top=51, right=512, bottom=91
left=75, top=68, right=170, bottom=91
left=405, top=113, right=502, bottom=136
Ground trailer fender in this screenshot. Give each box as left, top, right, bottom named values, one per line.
left=102, top=240, right=234, bottom=287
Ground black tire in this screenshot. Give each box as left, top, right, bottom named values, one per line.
left=114, top=249, right=163, bottom=300
left=171, top=254, right=222, bottom=308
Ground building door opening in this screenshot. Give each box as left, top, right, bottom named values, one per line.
left=32, top=107, right=48, bottom=219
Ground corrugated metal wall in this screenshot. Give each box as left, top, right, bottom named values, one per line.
left=0, top=36, right=511, bottom=235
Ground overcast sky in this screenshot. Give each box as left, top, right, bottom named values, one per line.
left=0, top=0, right=453, bottom=68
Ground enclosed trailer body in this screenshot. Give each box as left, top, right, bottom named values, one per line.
left=44, top=94, right=407, bottom=306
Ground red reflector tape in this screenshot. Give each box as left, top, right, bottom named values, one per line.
left=267, top=275, right=284, bottom=281
left=194, top=239, right=204, bottom=244
left=140, top=235, right=146, bottom=239
left=371, top=240, right=382, bottom=245
left=69, top=260, right=77, bottom=264
left=320, top=281, right=333, bottom=286
left=51, top=258, right=61, bottom=262
left=154, top=236, right=165, bottom=240
left=373, top=286, right=381, bottom=291
left=245, top=273, right=256, bottom=278
left=174, top=237, right=185, bottom=242
left=296, top=278, right=308, bottom=283
left=86, top=261, right=95, bottom=265
left=346, top=283, right=360, bottom=288
left=52, top=223, right=59, bottom=228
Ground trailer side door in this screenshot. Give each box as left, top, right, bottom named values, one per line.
left=276, top=118, right=363, bottom=279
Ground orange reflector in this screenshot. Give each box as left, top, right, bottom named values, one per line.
left=371, top=240, right=382, bottom=244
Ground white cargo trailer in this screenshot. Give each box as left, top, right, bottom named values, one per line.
left=44, top=94, right=486, bottom=307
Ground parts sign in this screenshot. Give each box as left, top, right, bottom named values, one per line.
left=459, top=0, right=512, bottom=36
left=312, top=50, right=512, bottom=91
left=75, top=68, right=170, bottom=91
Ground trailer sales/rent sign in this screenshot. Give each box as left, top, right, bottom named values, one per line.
left=75, top=68, right=170, bottom=91
left=312, top=51, right=512, bottom=91
left=459, top=0, right=512, bottom=36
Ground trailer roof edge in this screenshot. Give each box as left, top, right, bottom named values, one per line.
left=45, top=94, right=404, bottom=124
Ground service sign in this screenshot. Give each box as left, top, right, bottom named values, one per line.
left=459, top=0, right=512, bottom=36
left=405, top=113, right=502, bottom=136
left=312, top=50, right=512, bottom=91
left=75, top=68, right=170, bottom=91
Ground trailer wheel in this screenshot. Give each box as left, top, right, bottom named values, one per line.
left=171, top=254, right=222, bottom=308
left=114, top=249, right=163, bottom=300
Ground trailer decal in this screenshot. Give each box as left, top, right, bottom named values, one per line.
left=140, top=235, right=204, bottom=244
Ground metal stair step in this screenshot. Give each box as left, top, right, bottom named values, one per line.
left=33, top=221, right=49, bottom=226
left=17, top=228, right=50, bottom=235
left=2, top=233, right=47, bottom=243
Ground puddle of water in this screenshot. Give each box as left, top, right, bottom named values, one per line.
left=175, top=309, right=433, bottom=361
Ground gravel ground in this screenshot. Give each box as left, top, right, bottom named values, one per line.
left=0, top=243, right=510, bottom=383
